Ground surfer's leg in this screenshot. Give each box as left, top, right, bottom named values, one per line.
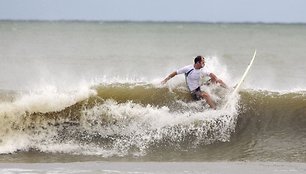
left=201, top=92, right=216, bottom=110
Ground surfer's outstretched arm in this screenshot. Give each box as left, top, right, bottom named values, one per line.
left=161, top=71, right=177, bottom=84
left=209, top=73, right=228, bottom=88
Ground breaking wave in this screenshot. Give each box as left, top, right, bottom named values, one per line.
left=0, top=82, right=305, bottom=161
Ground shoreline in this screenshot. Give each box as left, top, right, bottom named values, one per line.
left=0, top=161, right=305, bottom=174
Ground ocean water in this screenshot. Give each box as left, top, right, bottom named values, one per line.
left=0, top=21, right=306, bottom=173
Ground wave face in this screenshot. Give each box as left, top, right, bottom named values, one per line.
left=0, top=83, right=306, bottom=162
left=232, top=91, right=306, bottom=162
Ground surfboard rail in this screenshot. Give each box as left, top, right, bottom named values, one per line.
left=223, top=50, right=257, bottom=110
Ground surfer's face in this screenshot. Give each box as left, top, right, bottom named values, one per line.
left=194, top=56, right=205, bottom=69
left=200, top=58, right=205, bottom=68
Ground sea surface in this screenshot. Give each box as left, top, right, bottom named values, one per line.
left=0, top=21, right=306, bottom=173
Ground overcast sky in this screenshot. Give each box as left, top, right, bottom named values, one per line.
left=1, top=0, right=306, bottom=23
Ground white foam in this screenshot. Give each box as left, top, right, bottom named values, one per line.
left=75, top=98, right=239, bottom=156
left=0, top=133, right=31, bottom=154
left=0, top=89, right=239, bottom=156
left=0, top=83, right=96, bottom=114
left=0, top=82, right=98, bottom=154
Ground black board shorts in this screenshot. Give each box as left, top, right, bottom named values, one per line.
left=191, top=87, right=202, bottom=101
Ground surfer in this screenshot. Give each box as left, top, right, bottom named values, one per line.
left=161, top=55, right=227, bottom=109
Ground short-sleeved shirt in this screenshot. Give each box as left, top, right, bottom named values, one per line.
left=176, top=64, right=211, bottom=91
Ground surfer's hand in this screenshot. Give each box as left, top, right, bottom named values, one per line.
left=161, top=79, right=168, bottom=85
left=216, top=79, right=228, bottom=89
left=161, top=72, right=177, bottom=85
left=233, top=84, right=238, bottom=89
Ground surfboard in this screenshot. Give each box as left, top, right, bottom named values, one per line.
left=223, top=50, right=257, bottom=109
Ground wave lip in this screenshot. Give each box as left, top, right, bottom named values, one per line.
left=0, top=85, right=96, bottom=154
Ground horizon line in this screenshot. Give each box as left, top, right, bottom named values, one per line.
left=0, top=19, right=305, bottom=25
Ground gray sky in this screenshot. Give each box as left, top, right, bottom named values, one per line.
left=1, top=0, right=306, bottom=23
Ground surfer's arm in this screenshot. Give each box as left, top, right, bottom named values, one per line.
left=209, top=73, right=228, bottom=88
left=161, top=71, right=177, bottom=84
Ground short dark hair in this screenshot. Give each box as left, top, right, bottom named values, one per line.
left=194, top=56, right=203, bottom=64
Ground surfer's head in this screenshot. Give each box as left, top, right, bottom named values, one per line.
left=194, top=55, right=205, bottom=69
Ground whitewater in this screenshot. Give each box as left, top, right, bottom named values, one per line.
left=1, top=21, right=306, bottom=174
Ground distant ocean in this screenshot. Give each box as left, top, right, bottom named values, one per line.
left=1, top=21, right=306, bottom=173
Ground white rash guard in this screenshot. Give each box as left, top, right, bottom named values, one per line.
left=176, top=64, right=211, bottom=91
